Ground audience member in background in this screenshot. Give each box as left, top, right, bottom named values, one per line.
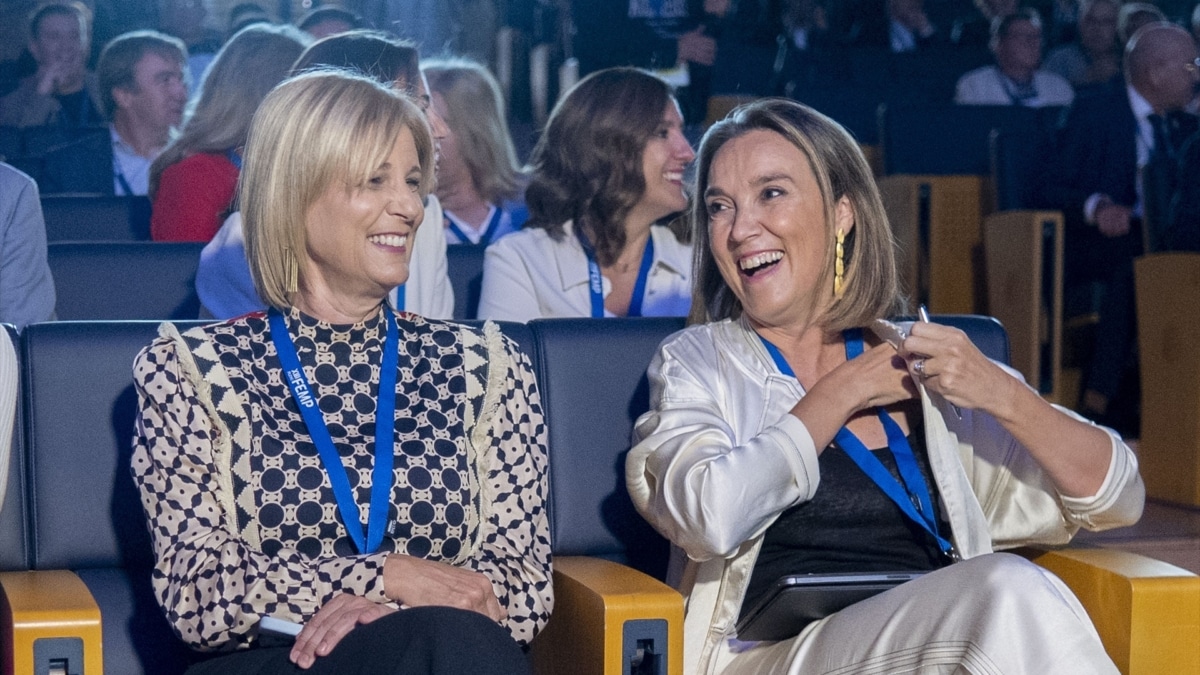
left=149, top=24, right=308, bottom=242
left=1117, top=2, right=1165, bottom=49
left=952, top=0, right=1019, bottom=47
left=955, top=9, right=1075, bottom=107
left=845, top=0, right=944, bottom=53
left=423, top=58, right=527, bottom=247
left=1037, top=0, right=1082, bottom=47
left=1165, top=130, right=1200, bottom=250
left=0, top=2, right=103, bottom=129
left=358, top=0, right=501, bottom=70
left=478, top=68, right=694, bottom=322
left=570, top=0, right=720, bottom=122
left=0, top=162, right=55, bottom=330
left=132, top=70, right=549, bottom=673
left=297, top=6, right=365, bottom=39
left=39, top=30, right=188, bottom=195
left=196, top=31, right=454, bottom=320
left=101, top=31, right=189, bottom=196
left=781, top=0, right=831, bottom=53
left=1044, top=0, right=1121, bottom=88
left=156, top=0, right=224, bottom=89
left=227, top=2, right=271, bottom=37
left=1037, top=23, right=1199, bottom=432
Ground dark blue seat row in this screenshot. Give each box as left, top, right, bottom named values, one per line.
left=0, top=315, right=1004, bottom=674
left=45, top=242, right=487, bottom=322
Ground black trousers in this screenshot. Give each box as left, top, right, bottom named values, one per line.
left=1065, top=225, right=1142, bottom=404
left=185, top=607, right=531, bottom=675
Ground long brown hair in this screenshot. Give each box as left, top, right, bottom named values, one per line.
left=524, top=67, right=684, bottom=266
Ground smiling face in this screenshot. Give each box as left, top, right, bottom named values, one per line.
left=705, top=128, right=854, bottom=332
left=30, top=12, right=87, bottom=72
left=627, top=99, right=695, bottom=228
left=300, top=126, right=426, bottom=310
left=995, top=18, right=1043, bottom=76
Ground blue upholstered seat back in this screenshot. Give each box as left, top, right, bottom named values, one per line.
left=531, top=317, right=685, bottom=578
left=48, top=242, right=205, bottom=320
left=41, top=195, right=152, bottom=242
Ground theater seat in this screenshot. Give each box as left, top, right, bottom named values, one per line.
left=2, top=317, right=1196, bottom=675
left=41, top=195, right=152, bottom=242
left=0, top=319, right=536, bottom=675
left=446, top=244, right=486, bottom=320
left=48, top=242, right=204, bottom=320
left=523, top=315, right=1198, bottom=675
left=527, top=317, right=686, bottom=675
left=3, top=321, right=208, bottom=674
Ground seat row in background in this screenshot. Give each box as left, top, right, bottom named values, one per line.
left=42, top=221, right=488, bottom=323
left=37, top=92, right=1200, bottom=510
left=0, top=317, right=1197, bottom=675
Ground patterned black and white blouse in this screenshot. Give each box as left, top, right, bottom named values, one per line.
left=131, top=307, right=553, bottom=652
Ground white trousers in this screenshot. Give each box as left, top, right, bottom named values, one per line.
left=716, top=553, right=1118, bottom=675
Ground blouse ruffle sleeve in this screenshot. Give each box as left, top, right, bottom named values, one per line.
left=468, top=333, right=553, bottom=645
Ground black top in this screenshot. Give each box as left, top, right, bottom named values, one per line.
left=740, top=422, right=951, bottom=620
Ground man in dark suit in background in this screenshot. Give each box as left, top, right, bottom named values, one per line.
left=844, top=0, right=945, bottom=52
left=1037, top=22, right=1199, bottom=431
left=1165, top=131, right=1200, bottom=251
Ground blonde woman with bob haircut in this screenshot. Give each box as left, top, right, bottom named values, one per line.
left=423, top=57, right=528, bottom=246
left=627, top=98, right=1142, bottom=674
left=150, top=24, right=310, bottom=242
left=131, top=70, right=551, bottom=674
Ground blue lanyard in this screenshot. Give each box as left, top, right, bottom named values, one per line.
left=445, top=206, right=503, bottom=246
left=226, top=148, right=242, bottom=170
left=113, top=154, right=135, bottom=196
left=395, top=284, right=405, bottom=312
left=268, top=308, right=398, bottom=554
left=574, top=227, right=656, bottom=318
left=759, top=329, right=952, bottom=553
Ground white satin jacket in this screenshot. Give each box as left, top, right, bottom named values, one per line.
left=625, top=318, right=1144, bottom=675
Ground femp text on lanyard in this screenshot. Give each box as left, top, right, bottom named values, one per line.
left=269, top=308, right=399, bottom=555
left=574, top=227, right=656, bottom=318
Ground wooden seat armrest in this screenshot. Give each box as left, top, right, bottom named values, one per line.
left=1022, top=548, right=1200, bottom=675
left=0, top=570, right=104, bottom=674
left=530, top=556, right=684, bottom=675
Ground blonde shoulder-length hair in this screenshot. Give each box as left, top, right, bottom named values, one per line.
left=422, top=57, right=524, bottom=204
left=690, top=98, right=904, bottom=330
left=241, top=69, right=434, bottom=311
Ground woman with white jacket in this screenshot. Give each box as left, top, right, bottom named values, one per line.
left=626, top=99, right=1142, bottom=675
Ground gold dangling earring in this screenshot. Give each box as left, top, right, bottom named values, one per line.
left=833, top=228, right=845, bottom=297
left=284, top=248, right=299, bottom=295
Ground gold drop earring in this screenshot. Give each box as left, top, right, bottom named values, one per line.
left=833, top=228, right=845, bottom=297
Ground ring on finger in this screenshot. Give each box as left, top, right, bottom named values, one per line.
left=913, top=358, right=927, bottom=378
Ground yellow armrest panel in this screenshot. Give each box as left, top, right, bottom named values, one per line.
left=530, top=556, right=684, bottom=675
left=0, top=570, right=104, bottom=675
left=1028, top=548, right=1200, bottom=675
